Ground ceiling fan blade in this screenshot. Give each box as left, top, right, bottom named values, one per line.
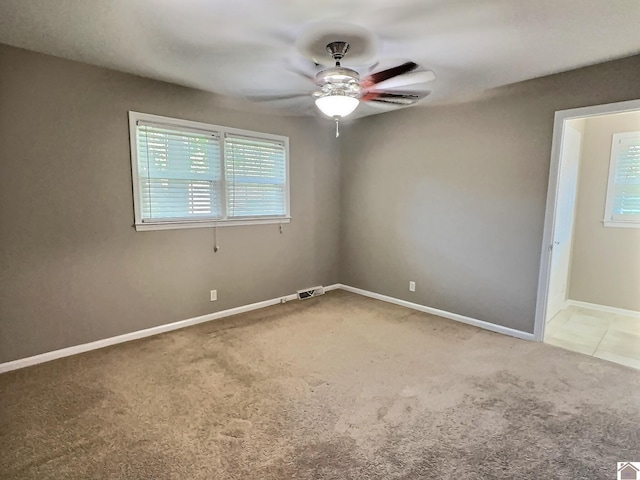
left=364, top=62, right=419, bottom=86
left=246, top=93, right=310, bottom=102
left=286, top=56, right=321, bottom=82
left=368, top=98, right=417, bottom=106
left=377, top=91, right=429, bottom=99
left=289, top=64, right=318, bottom=82
left=372, top=70, right=436, bottom=90
left=361, top=91, right=431, bottom=104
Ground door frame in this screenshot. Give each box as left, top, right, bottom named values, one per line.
left=533, top=98, right=640, bottom=342
left=545, top=123, right=581, bottom=323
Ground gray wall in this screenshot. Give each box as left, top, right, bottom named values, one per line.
left=2, top=42, right=640, bottom=363
left=569, top=111, right=640, bottom=311
left=0, top=44, right=341, bottom=362
left=340, top=55, right=640, bottom=333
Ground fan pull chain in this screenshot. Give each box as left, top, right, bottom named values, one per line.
left=335, top=117, right=340, bottom=138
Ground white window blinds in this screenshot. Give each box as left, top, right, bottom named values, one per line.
left=137, top=123, right=222, bottom=221
left=130, top=112, right=290, bottom=230
left=225, top=135, right=287, bottom=218
left=605, top=132, right=640, bottom=225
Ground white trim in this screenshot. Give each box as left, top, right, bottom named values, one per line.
left=128, top=111, right=291, bottom=230
left=135, top=217, right=291, bottom=231
left=220, top=124, right=228, bottom=222
left=551, top=100, right=640, bottom=120
left=0, top=284, right=341, bottom=373
left=534, top=99, right=640, bottom=342
left=130, top=111, right=289, bottom=145
left=603, top=220, right=640, bottom=228
left=337, top=284, right=535, bottom=341
left=566, top=299, right=640, bottom=318
left=0, top=285, right=331, bottom=374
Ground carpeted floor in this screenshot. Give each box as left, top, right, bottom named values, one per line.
left=1, top=290, right=639, bottom=479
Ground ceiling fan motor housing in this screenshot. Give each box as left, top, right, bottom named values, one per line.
left=314, top=41, right=362, bottom=99
left=315, top=67, right=360, bottom=86
left=314, top=68, right=362, bottom=98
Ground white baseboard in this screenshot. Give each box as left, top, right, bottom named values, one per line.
left=0, top=281, right=531, bottom=374
left=566, top=299, right=640, bottom=318
left=337, top=284, right=535, bottom=341
left=0, top=284, right=341, bottom=374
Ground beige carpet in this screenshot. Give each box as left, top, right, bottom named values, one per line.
left=1, top=290, right=639, bottom=479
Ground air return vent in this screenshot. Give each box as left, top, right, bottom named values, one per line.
left=297, top=286, right=325, bottom=300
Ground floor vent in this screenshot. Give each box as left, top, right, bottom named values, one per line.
left=297, top=286, right=325, bottom=300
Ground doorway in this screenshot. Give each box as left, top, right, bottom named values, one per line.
left=535, top=99, right=640, bottom=369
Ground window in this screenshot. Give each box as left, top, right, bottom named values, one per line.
left=604, top=132, right=640, bottom=228
left=129, top=112, right=290, bottom=231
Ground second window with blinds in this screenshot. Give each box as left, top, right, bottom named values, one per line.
left=604, top=131, right=640, bottom=228
left=129, top=112, right=290, bottom=231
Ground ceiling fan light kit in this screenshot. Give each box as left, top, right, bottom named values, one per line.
left=249, top=29, right=435, bottom=138
left=308, top=40, right=434, bottom=136
left=313, top=42, right=362, bottom=136
left=315, top=95, right=360, bottom=118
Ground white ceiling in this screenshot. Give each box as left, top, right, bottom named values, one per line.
left=1, top=0, right=639, bottom=118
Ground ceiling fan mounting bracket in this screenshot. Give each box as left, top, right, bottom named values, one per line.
left=326, top=41, right=350, bottom=62
left=295, top=22, right=377, bottom=66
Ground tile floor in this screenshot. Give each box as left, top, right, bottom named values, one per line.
left=544, top=305, right=640, bottom=370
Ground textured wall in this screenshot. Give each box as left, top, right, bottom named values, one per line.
left=340, top=55, right=640, bottom=333
left=0, top=44, right=341, bottom=362
left=569, top=111, right=640, bottom=310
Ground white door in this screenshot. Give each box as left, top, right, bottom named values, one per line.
left=546, top=124, right=582, bottom=322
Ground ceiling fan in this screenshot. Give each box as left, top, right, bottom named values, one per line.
left=253, top=41, right=435, bottom=136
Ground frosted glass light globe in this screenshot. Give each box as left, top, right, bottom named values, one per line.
left=315, top=95, right=359, bottom=118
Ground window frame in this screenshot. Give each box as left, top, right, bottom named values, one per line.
left=603, top=131, right=640, bottom=228
left=129, top=111, right=291, bottom=231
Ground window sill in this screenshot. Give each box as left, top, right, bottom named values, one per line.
left=602, top=220, right=640, bottom=229
left=134, top=217, right=291, bottom=231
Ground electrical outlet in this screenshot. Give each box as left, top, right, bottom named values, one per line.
left=409, top=281, right=416, bottom=292
left=210, top=290, right=217, bottom=302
